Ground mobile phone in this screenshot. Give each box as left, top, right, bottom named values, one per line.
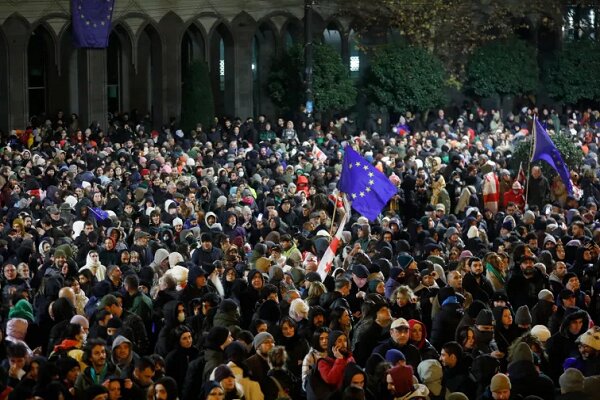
left=257, top=213, right=263, bottom=222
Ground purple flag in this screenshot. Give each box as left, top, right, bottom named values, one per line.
left=71, top=0, right=115, bottom=48
left=531, top=117, right=573, bottom=195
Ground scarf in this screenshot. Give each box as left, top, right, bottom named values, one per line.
left=486, top=262, right=504, bottom=285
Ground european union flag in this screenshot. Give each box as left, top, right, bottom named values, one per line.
left=89, top=206, right=109, bottom=222
left=338, top=146, right=397, bottom=221
left=71, top=0, right=115, bottom=48
left=531, top=117, right=573, bottom=195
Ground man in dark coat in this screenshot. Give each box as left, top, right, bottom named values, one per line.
left=462, top=257, right=494, bottom=303
left=526, top=166, right=550, bottom=210
left=373, top=317, right=421, bottom=372
left=546, top=308, right=589, bottom=383
left=506, top=255, right=548, bottom=310
left=192, top=233, right=223, bottom=269
left=440, top=341, right=474, bottom=398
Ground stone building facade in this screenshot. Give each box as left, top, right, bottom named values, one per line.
left=0, top=0, right=363, bottom=132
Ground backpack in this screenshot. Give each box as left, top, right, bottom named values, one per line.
left=305, top=358, right=336, bottom=400
left=269, top=376, right=292, bottom=400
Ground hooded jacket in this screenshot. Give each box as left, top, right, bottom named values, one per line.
left=546, top=308, right=590, bottom=383
left=154, top=300, right=187, bottom=356
left=408, top=319, right=439, bottom=360
left=111, top=335, right=136, bottom=370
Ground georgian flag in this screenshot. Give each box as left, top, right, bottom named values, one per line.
left=317, top=195, right=351, bottom=281
left=313, top=144, right=327, bottom=163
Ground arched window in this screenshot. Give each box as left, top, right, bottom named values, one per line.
left=107, top=32, right=121, bottom=114
left=28, top=27, right=50, bottom=119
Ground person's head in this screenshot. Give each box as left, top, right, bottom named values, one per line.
left=279, top=317, right=297, bottom=338
left=200, top=381, right=225, bottom=400
left=568, top=317, right=584, bottom=336
left=213, top=365, right=236, bottom=392
left=554, top=261, right=567, bottom=278
left=490, top=373, right=511, bottom=400
left=447, top=270, right=462, bottom=289
left=153, top=376, right=178, bottom=400
left=6, top=342, right=28, bottom=373
left=253, top=332, right=275, bottom=357
left=133, top=356, right=155, bottom=387
left=85, top=339, right=107, bottom=370
left=519, top=256, right=536, bottom=276
left=175, top=325, right=193, bottom=349
left=469, top=257, right=483, bottom=276
left=392, top=285, right=414, bottom=307
left=440, top=341, right=462, bottom=368
left=107, top=378, right=121, bottom=400
left=390, top=318, right=410, bottom=346
left=267, top=345, right=287, bottom=369
left=565, top=273, right=580, bottom=292
left=576, top=326, right=600, bottom=360
left=335, top=277, right=351, bottom=296
left=3, top=263, right=17, bottom=281
left=327, top=330, right=349, bottom=357
left=312, top=327, right=330, bottom=352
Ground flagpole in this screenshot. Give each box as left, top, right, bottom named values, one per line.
left=525, top=116, right=537, bottom=208
left=330, top=192, right=339, bottom=235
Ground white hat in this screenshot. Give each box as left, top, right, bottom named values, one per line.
left=531, top=324, right=551, bottom=343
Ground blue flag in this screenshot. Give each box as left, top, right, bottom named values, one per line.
left=71, top=0, right=115, bottom=48
left=89, top=207, right=109, bottom=222
left=338, top=146, right=397, bottom=221
left=531, top=117, right=573, bottom=195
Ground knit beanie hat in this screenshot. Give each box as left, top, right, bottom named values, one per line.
left=385, top=349, right=406, bottom=364
left=531, top=325, right=551, bottom=343
left=511, top=342, right=533, bottom=364
left=490, top=373, right=511, bottom=392
left=207, top=326, right=230, bottom=348
left=577, top=326, right=600, bottom=351
left=253, top=332, right=274, bottom=349
left=398, top=254, right=414, bottom=270
left=537, top=289, right=554, bottom=302
left=387, top=365, right=414, bottom=396
left=559, top=368, right=584, bottom=393
left=368, top=279, right=384, bottom=293
left=8, top=299, right=34, bottom=323
left=475, top=309, right=494, bottom=326
left=213, top=365, right=235, bottom=382
left=515, top=305, right=532, bottom=326
left=447, top=393, right=469, bottom=400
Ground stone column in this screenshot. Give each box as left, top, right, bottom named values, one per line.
left=159, top=13, right=184, bottom=124
left=3, top=16, right=29, bottom=130
left=231, top=14, right=256, bottom=119
left=78, top=48, right=108, bottom=129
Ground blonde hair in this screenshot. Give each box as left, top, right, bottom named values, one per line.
left=391, top=285, right=414, bottom=303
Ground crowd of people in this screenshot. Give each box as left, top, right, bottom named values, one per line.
left=0, top=104, right=598, bottom=400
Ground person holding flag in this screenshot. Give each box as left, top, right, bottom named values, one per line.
left=315, top=146, right=397, bottom=281
left=527, top=117, right=570, bottom=209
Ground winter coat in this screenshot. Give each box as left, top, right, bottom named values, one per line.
left=155, top=300, right=186, bottom=356
left=462, top=272, right=495, bottom=304
left=506, top=359, right=555, bottom=400
left=373, top=338, right=421, bottom=372
left=431, top=303, right=464, bottom=350
left=165, top=345, right=200, bottom=395
left=546, top=309, right=589, bottom=383
left=278, top=334, right=310, bottom=378
left=505, top=267, right=548, bottom=310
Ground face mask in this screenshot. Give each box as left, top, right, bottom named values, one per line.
left=523, top=267, right=535, bottom=276
left=475, top=328, right=494, bottom=344
left=178, top=312, right=185, bottom=322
